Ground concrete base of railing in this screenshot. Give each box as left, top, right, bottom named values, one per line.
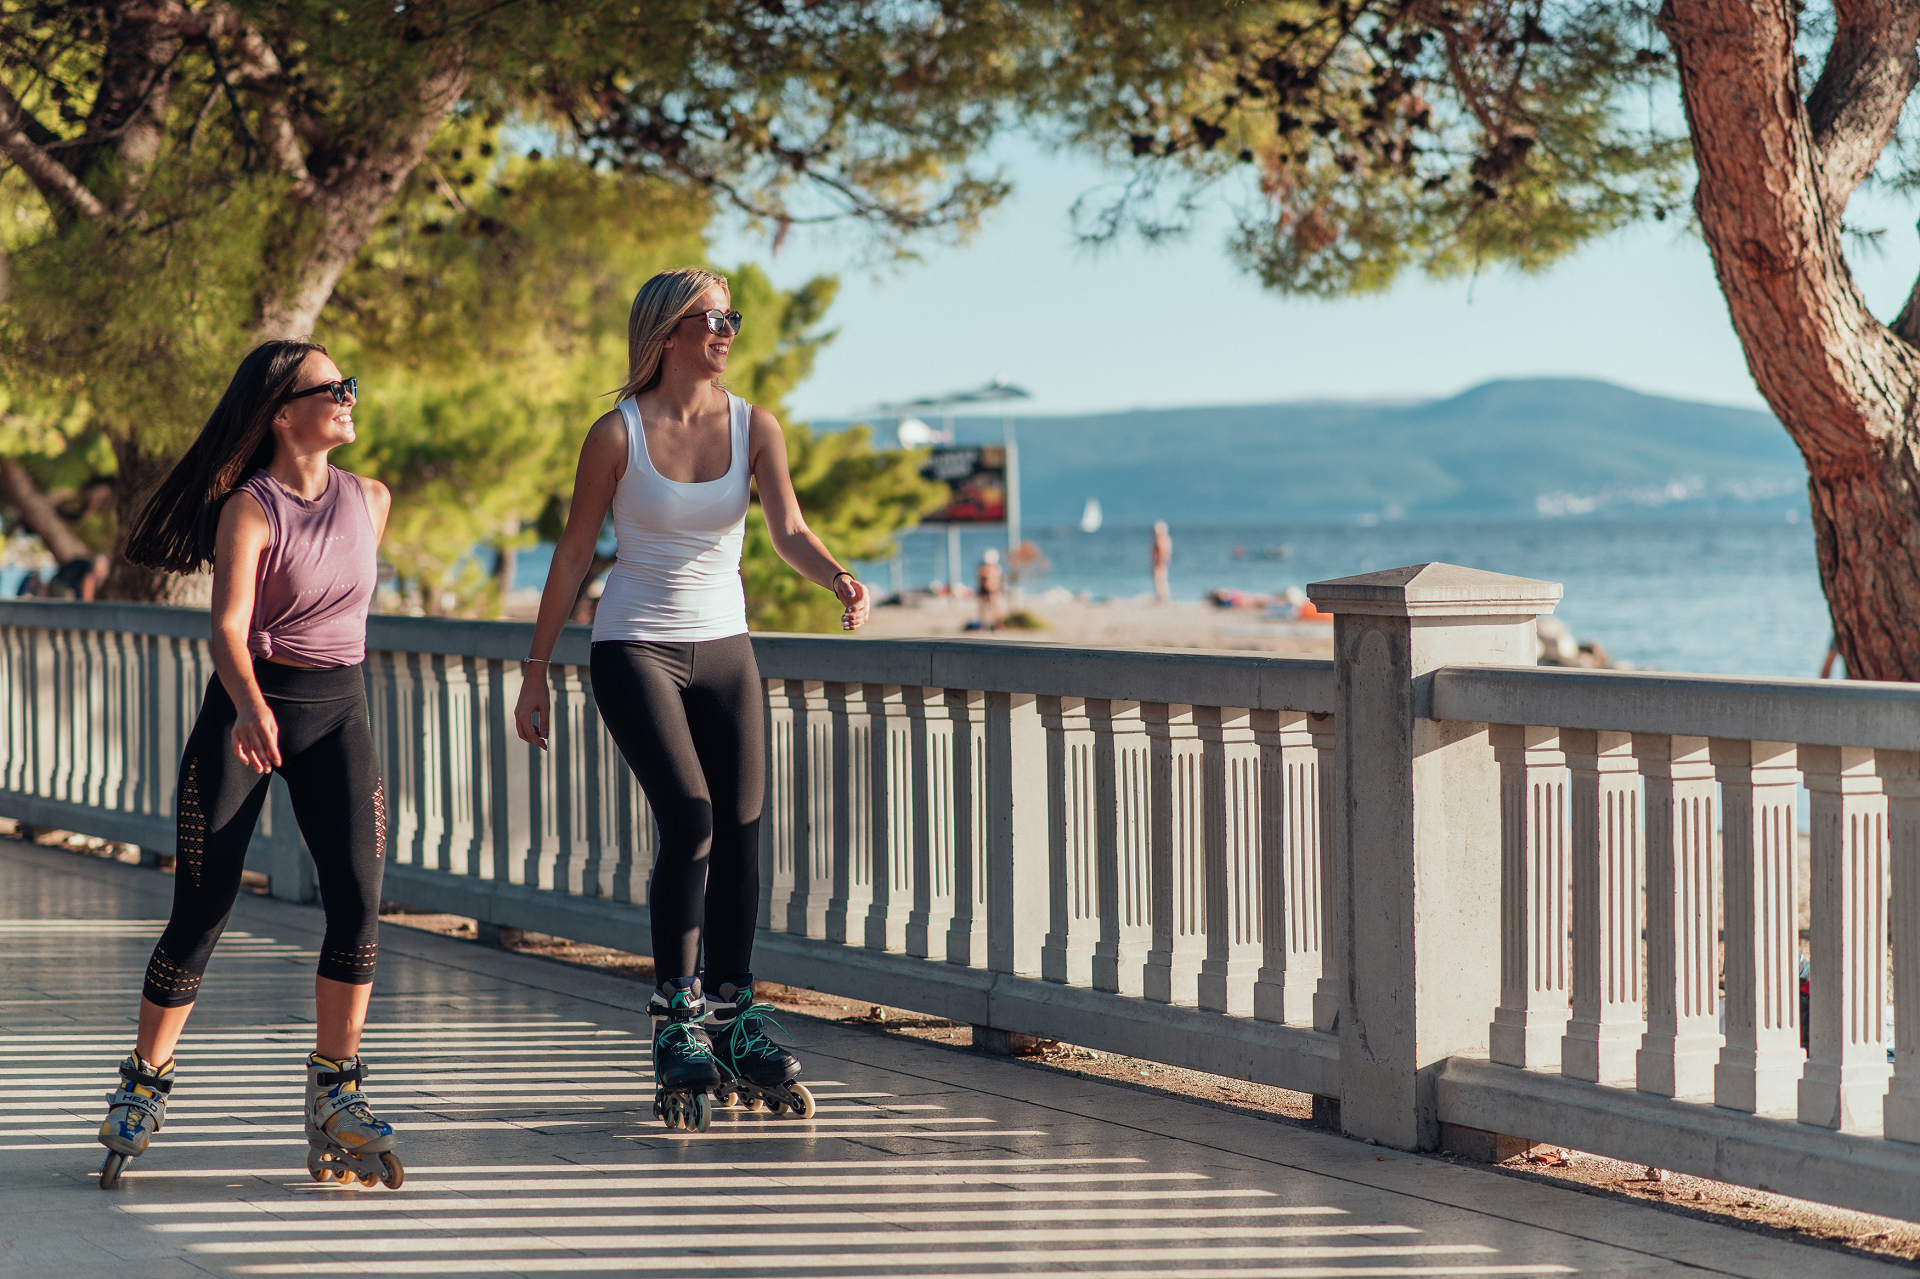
left=378, top=864, right=1341, bottom=1096
left=1436, top=1055, right=1920, bottom=1221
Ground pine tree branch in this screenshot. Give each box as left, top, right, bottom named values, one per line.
left=1806, top=0, right=1920, bottom=218
left=0, top=83, right=108, bottom=225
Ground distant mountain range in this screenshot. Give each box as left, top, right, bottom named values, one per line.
left=842, top=379, right=1809, bottom=525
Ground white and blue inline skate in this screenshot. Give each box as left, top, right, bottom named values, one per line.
left=305, top=1052, right=404, bottom=1188
left=97, top=1052, right=174, bottom=1188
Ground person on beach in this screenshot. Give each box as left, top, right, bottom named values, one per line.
left=512, top=267, right=869, bottom=1129
left=1151, top=520, right=1173, bottom=602
left=975, top=546, right=1004, bottom=632
left=99, top=341, right=403, bottom=1190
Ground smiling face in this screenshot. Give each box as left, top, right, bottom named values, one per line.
left=662, top=283, right=733, bottom=381
left=274, top=351, right=356, bottom=452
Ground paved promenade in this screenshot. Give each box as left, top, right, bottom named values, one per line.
left=0, top=840, right=1904, bottom=1279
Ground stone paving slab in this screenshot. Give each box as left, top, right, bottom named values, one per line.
left=0, top=841, right=1905, bottom=1279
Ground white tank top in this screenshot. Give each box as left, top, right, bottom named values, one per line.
left=591, top=392, right=752, bottom=643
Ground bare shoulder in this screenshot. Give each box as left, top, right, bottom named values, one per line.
left=353, top=473, right=392, bottom=514
left=747, top=405, right=787, bottom=457
left=583, top=408, right=629, bottom=465
left=221, top=487, right=268, bottom=530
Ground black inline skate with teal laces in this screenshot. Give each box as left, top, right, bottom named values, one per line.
left=650, top=977, right=723, bottom=1132
left=706, top=975, right=815, bottom=1118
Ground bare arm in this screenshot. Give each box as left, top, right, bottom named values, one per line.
left=513, top=412, right=626, bottom=748
left=210, top=493, right=279, bottom=773
left=749, top=407, right=870, bottom=630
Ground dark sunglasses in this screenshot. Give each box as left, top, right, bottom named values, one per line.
left=286, top=376, right=357, bottom=405
left=685, top=310, right=743, bottom=336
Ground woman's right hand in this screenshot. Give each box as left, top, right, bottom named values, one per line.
left=514, top=667, right=552, bottom=750
left=233, top=703, right=281, bottom=774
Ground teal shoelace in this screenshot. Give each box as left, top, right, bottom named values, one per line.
left=720, top=1001, right=793, bottom=1063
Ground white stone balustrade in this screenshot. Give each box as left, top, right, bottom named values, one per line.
left=12, top=568, right=1920, bottom=1223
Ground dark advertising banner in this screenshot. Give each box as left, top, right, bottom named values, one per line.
left=920, top=445, right=1008, bottom=524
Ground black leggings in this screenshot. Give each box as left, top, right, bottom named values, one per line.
left=143, top=661, right=387, bottom=1008
left=591, top=635, right=765, bottom=983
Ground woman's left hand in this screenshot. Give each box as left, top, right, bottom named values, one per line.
left=835, top=575, right=871, bottom=631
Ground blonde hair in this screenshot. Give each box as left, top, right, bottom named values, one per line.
left=615, top=267, right=730, bottom=401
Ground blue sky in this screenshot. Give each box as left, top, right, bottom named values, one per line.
left=712, top=137, right=1920, bottom=423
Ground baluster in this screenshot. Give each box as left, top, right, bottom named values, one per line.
left=945, top=689, right=990, bottom=967
left=1489, top=725, right=1569, bottom=1068
left=484, top=658, right=514, bottom=884
left=1635, top=734, right=1720, bottom=1098
left=761, top=679, right=797, bottom=929
left=904, top=687, right=953, bottom=959
left=1253, top=710, right=1319, bottom=1024
left=1799, top=744, right=1891, bottom=1130
left=1196, top=706, right=1260, bottom=1014
left=1041, top=695, right=1099, bottom=986
left=1880, top=749, right=1920, bottom=1142
left=1714, top=739, right=1801, bottom=1113
left=81, top=627, right=106, bottom=808
left=862, top=684, right=911, bottom=952
left=783, top=680, right=833, bottom=939
left=49, top=630, right=73, bottom=802
left=1562, top=730, right=1644, bottom=1083
left=1145, top=703, right=1205, bottom=1004
left=547, top=661, right=590, bottom=894
left=102, top=630, right=127, bottom=811
left=0, top=626, right=23, bottom=794
left=504, top=660, right=540, bottom=888
left=579, top=668, right=610, bottom=898
left=395, top=652, right=429, bottom=867
left=986, top=690, right=1047, bottom=976
left=1091, top=699, right=1151, bottom=996
left=439, top=654, right=477, bottom=876
left=824, top=683, right=873, bottom=945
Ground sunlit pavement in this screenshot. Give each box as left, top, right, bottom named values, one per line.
left=0, top=840, right=1901, bottom=1279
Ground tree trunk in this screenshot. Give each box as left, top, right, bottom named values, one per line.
left=1661, top=0, right=1920, bottom=680
left=99, top=434, right=208, bottom=605
left=0, top=458, right=93, bottom=563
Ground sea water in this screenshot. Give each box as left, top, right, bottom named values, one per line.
left=878, top=513, right=1830, bottom=680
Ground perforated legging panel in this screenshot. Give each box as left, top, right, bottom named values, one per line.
left=143, top=663, right=386, bottom=1007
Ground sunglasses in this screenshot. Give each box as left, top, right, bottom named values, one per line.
left=286, top=377, right=357, bottom=405
left=686, top=310, right=743, bottom=336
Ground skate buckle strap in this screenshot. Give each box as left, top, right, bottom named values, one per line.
left=118, top=1062, right=174, bottom=1095
left=314, top=1061, right=367, bottom=1088
left=106, top=1087, right=166, bottom=1123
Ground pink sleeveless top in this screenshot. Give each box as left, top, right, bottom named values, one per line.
left=237, top=466, right=377, bottom=668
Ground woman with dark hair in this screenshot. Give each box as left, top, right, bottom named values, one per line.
left=513, top=267, right=870, bottom=1132
left=96, top=341, right=401, bottom=1190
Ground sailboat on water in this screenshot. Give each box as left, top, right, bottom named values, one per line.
left=1079, top=497, right=1103, bottom=534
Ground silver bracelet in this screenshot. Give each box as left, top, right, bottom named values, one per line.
left=525, top=657, right=551, bottom=665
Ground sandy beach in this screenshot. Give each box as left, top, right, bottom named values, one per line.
left=851, top=594, right=1335, bottom=655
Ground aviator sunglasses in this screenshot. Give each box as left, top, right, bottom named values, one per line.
left=686, top=309, right=743, bottom=336
left=285, top=376, right=358, bottom=405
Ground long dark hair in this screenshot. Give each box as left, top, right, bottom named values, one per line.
left=123, top=341, right=324, bottom=574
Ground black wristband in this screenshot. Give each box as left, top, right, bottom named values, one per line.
left=830, top=571, right=854, bottom=589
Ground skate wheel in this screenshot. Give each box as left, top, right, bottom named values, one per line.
left=765, top=1097, right=785, bottom=1116
left=745, top=1095, right=765, bottom=1112
left=661, top=1093, right=682, bottom=1130
left=99, top=1152, right=126, bottom=1190
left=379, top=1152, right=405, bottom=1189
left=694, top=1092, right=714, bottom=1133
left=717, top=1089, right=739, bottom=1108
left=786, top=1082, right=816, bottom=1119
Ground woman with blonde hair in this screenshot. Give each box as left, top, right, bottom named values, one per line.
left=514, top=267, right=869, bottom=1131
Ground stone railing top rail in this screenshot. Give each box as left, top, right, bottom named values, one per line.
left=0, top=600, right=1338, bottom=714
left=1435, top=662, right=1920, bottom=751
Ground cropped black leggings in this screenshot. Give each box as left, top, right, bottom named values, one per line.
left=143, top=661, right=387, bottom=1008
left=591, top=635, right=765, bottom=983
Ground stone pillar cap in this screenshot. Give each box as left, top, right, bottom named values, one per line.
left=1306, top=562, right=1561, bottom=618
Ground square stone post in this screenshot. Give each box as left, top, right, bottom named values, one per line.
left=1307, top=563, right=1561, bottom=1150
left=1714, top=739, right=1802, bottom=1114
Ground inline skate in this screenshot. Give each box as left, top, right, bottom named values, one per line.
left=97, top=1052, right=173, bottom=1188
left=305, top=1052, right=404, bottom=1188
left=650, top=977, right=722, bottom=1132
left=707, top=976, right=814, bottom=1119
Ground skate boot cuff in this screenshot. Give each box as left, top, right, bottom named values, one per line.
left=118, top=1056, right=175, bottom=1095
left=309, top=1055, right=367, bottom=1088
